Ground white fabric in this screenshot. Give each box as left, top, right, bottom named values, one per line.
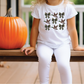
left=31, top=0, right=78, bottom=48
left=36, top=43, right=72, bottom=84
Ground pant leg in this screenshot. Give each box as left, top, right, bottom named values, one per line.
left=53, top=43, right=72, bottom=84
left=36, top=43, right=53, bottom=84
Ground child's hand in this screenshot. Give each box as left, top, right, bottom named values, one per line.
left=73, top=46, right=84, bottom=51
left=21, top=47, right=35, bottom=55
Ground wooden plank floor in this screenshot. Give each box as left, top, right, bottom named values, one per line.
left=0, top=62, right=84, bottom=84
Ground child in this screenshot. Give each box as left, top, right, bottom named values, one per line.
left=21, top=0, right=84, bottom=84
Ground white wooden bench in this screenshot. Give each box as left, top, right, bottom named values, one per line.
left=0, top=49, right=84, bottom=62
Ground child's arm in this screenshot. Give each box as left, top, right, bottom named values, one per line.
left=67, top=17, right=84, bottom=51
left=30, top=18, right=40, bottom=48
left=21, top=18, right=40, bottom=55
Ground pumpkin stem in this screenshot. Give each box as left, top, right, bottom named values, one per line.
left=5, top=8, right=12, bottom=17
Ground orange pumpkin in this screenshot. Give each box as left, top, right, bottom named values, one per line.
left=0, top=8, right=27, bottom=49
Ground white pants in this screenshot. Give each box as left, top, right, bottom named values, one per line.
left=36, top=43, right=72, bottom=84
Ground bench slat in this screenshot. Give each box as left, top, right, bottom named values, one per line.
left=0, top=49, right=84, bottom=62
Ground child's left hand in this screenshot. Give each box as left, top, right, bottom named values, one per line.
left=73, top=46, right=84, bottom=51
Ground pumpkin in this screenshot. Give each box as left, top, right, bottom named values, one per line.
left=0, top=8, right=27, bottom=49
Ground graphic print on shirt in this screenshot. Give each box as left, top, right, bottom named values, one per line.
left=45, top=12, right=51, bottom=18
left=59, top=19, right=65, bottom=24
left=59, top=24, right=64, bottom=30
left=59, top=12, right=64, bottom=18
left=52, top=13, right=58, bottom=18
left=52, top=25, right=58, bottom=30
left=52, top=18, right=57, bottom=24
left=44, top=19, right=51, bottom=24
left=45, top=25, right=50, bottom=30
left=44, top=12, right=65, bottom=30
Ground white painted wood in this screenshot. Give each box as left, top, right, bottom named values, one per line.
left=11, top=0, right=16, bottom=17
left=25, top=11, right=29, bottom=46
left=19, top=0, right=22, bottom=18
left=79, top=12, right=83, bottom=47
left=22, top=0, right=24, bottom=6
left=6, top=62, right=33, bottom=84
left=79, top=62, right=84, bottom=84
left=70, top=62, right=81, bottom=84
left=1, top=0, right=7, bottom=5
left=0, top=5, right=1, bottom=16
left=0, top=62, right=23, bottom=83
left=0, top=62, right=84, bottom=84
left=0, top=0, right=7, bottom=16
left=75, top=5, right=84, bottom=12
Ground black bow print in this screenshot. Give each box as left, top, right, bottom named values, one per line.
left=45, top=25, right=50, bottom=30
left=45, top=13, right=50, bottom=18
left=44, top=19, right=50, bottom=24
left=59, top=12, right=64, bottom=18
left=52, top=18, right=57, bottom=24
left=52, top=25, right=58, bottom=30
left=52, top=13, right=58, bottom=18
left=59, top=24, right=64, bottom=30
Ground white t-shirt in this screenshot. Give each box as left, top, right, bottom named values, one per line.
left=31, top=0, right=78, bottom=48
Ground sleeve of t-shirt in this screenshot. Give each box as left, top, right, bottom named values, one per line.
left=65, top=4, right=78, bottom=19
left=31, top=5, right=41, bottom=19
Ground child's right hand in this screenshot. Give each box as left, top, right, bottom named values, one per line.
left=21, top=47, right=35, bottom=55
